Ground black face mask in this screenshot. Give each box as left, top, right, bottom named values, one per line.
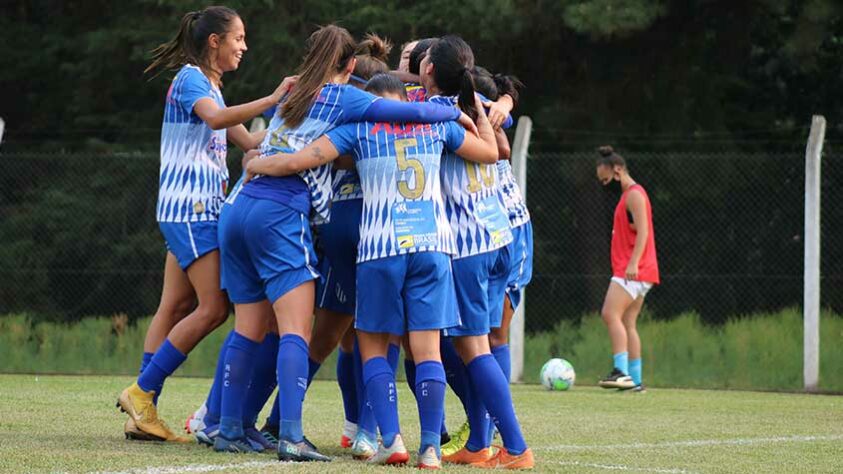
left=603, top=178, right=622, bottom=195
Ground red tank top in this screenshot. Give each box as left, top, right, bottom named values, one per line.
left=611, top=184, right=660, bottom=284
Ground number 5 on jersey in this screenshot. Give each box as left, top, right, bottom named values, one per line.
left=395, top=138, right=424, bottom=199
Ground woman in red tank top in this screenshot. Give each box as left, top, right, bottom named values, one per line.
left=594, top=146, right=659, bottom=393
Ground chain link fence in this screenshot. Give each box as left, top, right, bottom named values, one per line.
left=1, top=149, right=840, bottom=330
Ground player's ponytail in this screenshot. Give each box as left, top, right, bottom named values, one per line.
left=596, top=145, right=626, bottom=168
left=427, top=35, right=479, bottom=121
left=353, top=33, right=392, bottom=82
left=492, top=73, right=524, bottom=107
left=144, top=6, right=239, bottom=79
left=282, top=24, right=357, bottom=128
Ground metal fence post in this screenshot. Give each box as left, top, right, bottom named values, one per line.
left=510, top=116, right=532, bottom=382
left=804, top=115, right=825, bottom=393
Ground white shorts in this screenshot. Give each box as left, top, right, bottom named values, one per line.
left=611, top=276, right=653, bottom=300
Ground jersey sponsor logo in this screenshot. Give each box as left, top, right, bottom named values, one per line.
left=370, top=122, right=437, bottom=138
left=339, top=183, right=360, bottom=195
left=208, top=135, right=226, bottom=160
left=193, top=201, right=205, bottom=214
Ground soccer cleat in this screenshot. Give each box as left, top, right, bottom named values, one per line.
left=185, top=402, right=208, bottom=434
left=124, top=418, right=164, bottom=441
left=117, top=383, right=190, bottom=443
left=598, top=368, right=635, bottom=389
left=626, top=384, right=647, bottom=393
left=340, top=420, right=357, bottom=448
left=416, top=445, right=442, bottom=470
left=440, top=421, right=469, bottom=457
left=367, top=434, right=410, bottom=466
left=440, top=431, right=451, bottom=446
left=277, top=438, right=331, bottom=462
left=213, top=434, right=260, bottom=453
left=195, top=424, right=219, bottom=447
left=350, top=431, right=378, bottom=460
left=245, top=426, right=274, bottom=452
left=260, top=423, right=279, bottom=442
left=477, top=447, right=535, bottom=469
left=442, top=446, right=494, bottom=466
left=260, top=427, right=279, bottom=447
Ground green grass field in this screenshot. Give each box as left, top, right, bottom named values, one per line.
left=1, top=375, right=841, bottom=473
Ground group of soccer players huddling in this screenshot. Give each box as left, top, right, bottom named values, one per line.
left=116, top=5, right=534, bottom=470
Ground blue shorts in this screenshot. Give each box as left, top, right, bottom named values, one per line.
left=355, top=252, right=459, bottom=336
left=219, top=194, right=320, bottom=304
left=445, top=250, right=499, bottom=337
left=159, top=221, right=219, bottom=271
left=315, top=199, right=361, bottom=315
left=506, top=222, right=534, bottom=310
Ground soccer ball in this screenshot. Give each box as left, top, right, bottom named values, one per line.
left=540, top=358, right=576, bottom=391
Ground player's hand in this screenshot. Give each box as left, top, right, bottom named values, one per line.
left=243, top=155, right=262, bottom=185
left=625, top=261, right=639, bottom=282
left=457, top=112, right=479, bottom=136
left=242, top=149, right=261, bottom=169
left=271, top=75, right=299, bottom=103
left=482, top=94, right=513, bottom=130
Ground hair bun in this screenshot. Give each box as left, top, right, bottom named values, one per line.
left=358, top=33, right=392, bottom=62
left=597, top=145, right=615, bottom=157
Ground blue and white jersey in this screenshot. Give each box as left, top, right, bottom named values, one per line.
left=326, top=121, right=466, bottom=263
left=496, top=160, right=530, bottom=227
left=332, top=169, right=363, bottom=202
left=236, top=84, right=378, bottom=219
left=428, top=95, right=513, bottom=258
left=157, top=65, right=228, bottom=223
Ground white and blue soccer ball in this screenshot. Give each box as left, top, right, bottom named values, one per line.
left=540, top=358, right=576, bottom=391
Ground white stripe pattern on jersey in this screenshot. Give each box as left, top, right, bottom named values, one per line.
left=496, top=159, right=531, bottom=227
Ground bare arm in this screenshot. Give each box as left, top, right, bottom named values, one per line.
left=625, top=189, right=649, bottom=281
left=495, top=128, right=511, bottom=161
left=244, top=136, right=340, bottom=181
left=453, top=95, right=499, bottom=164
left=227, top=124, right=267, bottom=152
left=193, top=76, right=297, bottom=130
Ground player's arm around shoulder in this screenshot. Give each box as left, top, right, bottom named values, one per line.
left=244, top=136, right=340, bottom=182
left=453, top=95, right=499, bottom=164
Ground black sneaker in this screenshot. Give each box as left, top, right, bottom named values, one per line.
left=440, top=431, right=451, bottom=446
left=277, top=437, right=331, bottom=462
left=598, top=368, right=635, bottom=389
left=260, top=423, right=279, bottom=440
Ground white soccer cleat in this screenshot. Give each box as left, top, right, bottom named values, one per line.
left=417, top=445, right=441, bottom=469
left=367, top=434, right=410, bottom=466
left=185, top=402, right=208, bottom=434
left=340, top=420, right=358, bottom=448
left=351, top=431, right=378, bottom=460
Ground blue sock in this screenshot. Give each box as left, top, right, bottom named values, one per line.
left=387, top=343, right=400, bottom=374
left=488, top=344, right=512, bottom=440
left=139, top=352, right=153, bottom=374
left=441, top=338, right=470, bottom=411
left=242, top=333, right=279, bottom=426
left=492, top=344, right=512, bottom=383
left=337, top=350, right=359, bottom=424
left=415, top=361, right=446, bottom=457
left=614, top=351, right=629, bottom=375
left=137, top=339, right=186, bottom=397
left=307, top=357, right=322, bottom=388
left=464, top=371, right=491, bottom=452
left=219, top=332, right=260, bottom=440
left=363, top=357, right=399, bottom=448
left=467, top=354, right=527, bottom=455
left=629, top=358, right=642, bottom=386
left=277, top=334, right=308, bottom=442
left=404, top=357, right=417, bottom=398
left=353, top=340, right=377, bottom=437
left=266, top=393, right=280, bottom=428
left=205, top=331, right=234, bottom=426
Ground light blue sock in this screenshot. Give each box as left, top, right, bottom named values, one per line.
left=613, top=351, right=629, bottom=375
left=629, top=358, right=642, bottom=386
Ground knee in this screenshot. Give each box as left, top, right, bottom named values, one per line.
left=195, top=300, right=229, bottom=329
left=601, top=309, right=621, bottom=325
left=622, top=318, right=637, bottom=331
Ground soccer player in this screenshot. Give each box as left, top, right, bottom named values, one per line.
left=245, top=72, right=500, bottom=469
left=420, top=36, right=534, bottom=469
left=595, top=146, right=660, bottom=392
left=213, top=24, right=474, bottom=460
left=117, top=6, right=293, bottom=443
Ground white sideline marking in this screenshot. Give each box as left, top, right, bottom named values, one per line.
left=539, top=434, right=843, bottom=451
left=93, top=460, right=281, bottom=474
left=557, top=461, right=693, bottom=473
